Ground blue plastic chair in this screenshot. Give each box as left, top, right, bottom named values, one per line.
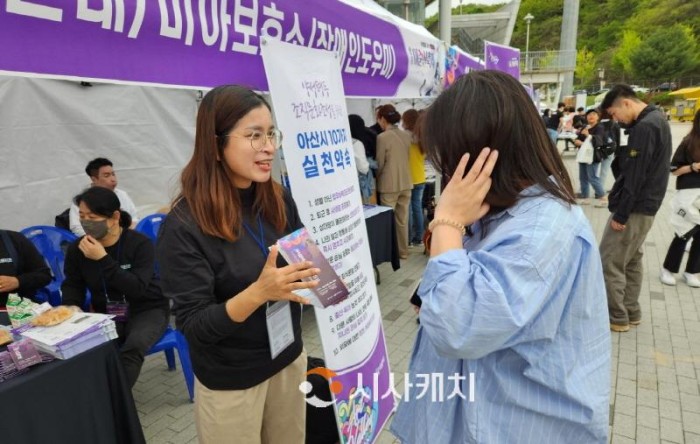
left=146, top=326, right=194, bottom=402
left=20, top=226, right=77, bottom=306
left=135, top=213, right=166, bottom=244
left=136, top=214, right=193, bottom=401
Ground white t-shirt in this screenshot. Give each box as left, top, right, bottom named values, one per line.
left=69, top=187, right=139, bottom=236
left=352, top=139, right=370, bottom=175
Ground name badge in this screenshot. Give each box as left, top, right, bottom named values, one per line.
left=106, top=301, right=129, bottom=322
left=0, top=258, right=12, bottom=264
left=619, top=129, right=629, bottom=147
left=266, top=301, right=294, bottom=359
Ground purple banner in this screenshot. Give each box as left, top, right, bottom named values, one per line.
left=331, top=329, right=394, bottom=444
left=0, top=0, right=409, bottom=96
left=444, top=46, right=483, bottom=87
left=484, top=41, right=520, bottom=80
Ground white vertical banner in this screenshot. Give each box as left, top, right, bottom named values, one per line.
left=261, top=38, right=395, bottom=444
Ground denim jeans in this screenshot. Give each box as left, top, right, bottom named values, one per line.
left=547, top=128, right=558, bottom=146
left=579, top=162, right=605, bottom=198
left=597, top=155, right=613, bottom=192
left=408, top=183, right=425, bottom=244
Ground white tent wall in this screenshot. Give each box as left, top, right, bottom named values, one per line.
left=0, top=76, right=198, bottom=231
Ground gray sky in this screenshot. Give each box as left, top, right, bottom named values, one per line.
left=425, top=0, right=512, bottom=18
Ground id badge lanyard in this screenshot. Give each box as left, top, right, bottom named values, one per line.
left=103, top=239, right=128, bottom=322
left=243, top=215, right=294, bottom=359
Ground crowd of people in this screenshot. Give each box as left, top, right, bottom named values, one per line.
left=2, top=71, right=698, bottom=443
left=348, top=105, right=432, bottom=259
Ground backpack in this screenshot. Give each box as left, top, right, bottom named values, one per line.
left=601, top=120, right=619, bottom=157
left=55, top=208, right=70, bottom=230
left=305, top=356, right=341, bottom=444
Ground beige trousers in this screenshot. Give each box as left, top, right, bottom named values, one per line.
left=380, top=189, right=411, bottom=257
left=599, top=213, right=655, bottom=325
left=194, top=351, right=307, bottom=444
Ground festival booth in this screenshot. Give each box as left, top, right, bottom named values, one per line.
left=1, top=2, right=442, bottom=442
left=0, top=0, right=442, bottom=230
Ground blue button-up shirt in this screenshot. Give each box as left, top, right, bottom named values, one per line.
left=391, top=186, right=610, bottom=443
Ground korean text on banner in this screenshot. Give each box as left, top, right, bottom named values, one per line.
left=484, top=41, right=521, bottom=80
left=0, top=0, right=439, bottom=98
left=261, top=38, right=395, bottom=444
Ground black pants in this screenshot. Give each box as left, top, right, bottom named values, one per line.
left=663, top=228, right=700, bottom=274
left=116, top=307, right=169, bottom=388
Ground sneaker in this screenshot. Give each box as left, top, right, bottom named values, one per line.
left=594, top=198, right=608, bottom=208
left=684, top=272, right=700, bottom=287
left=629, top=320, right=641, bottom=326
left=576, top=198, right=591, bottom=205
left=610, top=323, right=630, bottom=332
left=660, top=268, right=677, bottom=286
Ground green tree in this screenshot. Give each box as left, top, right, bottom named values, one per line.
left=611, top=30, right=641, bottom=79
left=575, top=47, right=597, bottom=87
left=630, top=25, right=699, bottom=80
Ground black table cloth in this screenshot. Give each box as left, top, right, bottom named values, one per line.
left=364, top=208, right=400, bottom=284
left=0, top=336, right=145, bottom=444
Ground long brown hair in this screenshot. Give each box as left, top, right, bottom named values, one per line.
left=685, top=110, right=700, bottom=162
left=421, top=70, right=575, bottom=208
left=176, top=85, right=286, bottom=241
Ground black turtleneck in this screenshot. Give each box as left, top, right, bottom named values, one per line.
left=156, top=186, right=305, bottom=390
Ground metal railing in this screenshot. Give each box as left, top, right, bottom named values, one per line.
left=521, top=50, right=577, bottom=73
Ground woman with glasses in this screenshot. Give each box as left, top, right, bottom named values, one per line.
left=157, top=85, right=320, bottom=443
left=61, top=186, right=169, bottom=388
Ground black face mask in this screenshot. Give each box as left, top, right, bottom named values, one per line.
left=80, top=219, right=109, bottom=239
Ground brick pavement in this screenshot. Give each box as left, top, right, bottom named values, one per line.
left=135, top=122, right=699, bottom=443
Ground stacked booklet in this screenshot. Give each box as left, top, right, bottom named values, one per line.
left=17, top=312, right=117, bottom=360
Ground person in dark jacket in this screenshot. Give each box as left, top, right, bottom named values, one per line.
left=599, top=84, right=672, bottom=332
left=156, top=85, right=320, bottom=444
left=0, top=229, right=52, bottom=306
left=574, top=109, right=608, bottom=207
left=61, top=186, right=169, bottom=387
left=660, top=110, right=700, bottom=287
left=573, top=107, right=587, bottom=130
left=545, top=102, right=565, bottom=144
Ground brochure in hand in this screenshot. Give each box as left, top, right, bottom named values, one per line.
left=276, top=227, right=349, bottom=308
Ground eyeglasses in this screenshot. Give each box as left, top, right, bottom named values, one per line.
left=223, top=129, right=283, bottom=152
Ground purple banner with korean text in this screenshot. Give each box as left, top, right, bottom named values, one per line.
left=0, top=0, right=431, bottom=97
left=484, top=41, right=520, bottom=80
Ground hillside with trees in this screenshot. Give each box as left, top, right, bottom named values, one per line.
left=428, top=0, right=700, bottom=91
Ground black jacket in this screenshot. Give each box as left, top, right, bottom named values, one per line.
left=608, top=106, right=672, bottom=224
left=0, top=230, right=52, bottom=306
left=61, top=229, right=169, bottom=315
left=157, top=186, right=305, bottom=390
left=670, top=139, right=700, bottom=190
left=546, top=111, right=562, bottom=130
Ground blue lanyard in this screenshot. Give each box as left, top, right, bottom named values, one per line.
left=242, top=215, right=268, bottom=258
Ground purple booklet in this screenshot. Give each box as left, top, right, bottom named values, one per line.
left=276, top=227, right=349, bottom=308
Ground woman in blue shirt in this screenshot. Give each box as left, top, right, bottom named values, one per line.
left=391, top=71, right=611, bottom=444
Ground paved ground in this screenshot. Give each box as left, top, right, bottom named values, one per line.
left=135, top=121, right=700, bottom=443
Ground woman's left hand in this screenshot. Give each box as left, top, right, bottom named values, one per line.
left=433, top=148, right=499, bottom=227
left=79, top=235, right=108, bottom=261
